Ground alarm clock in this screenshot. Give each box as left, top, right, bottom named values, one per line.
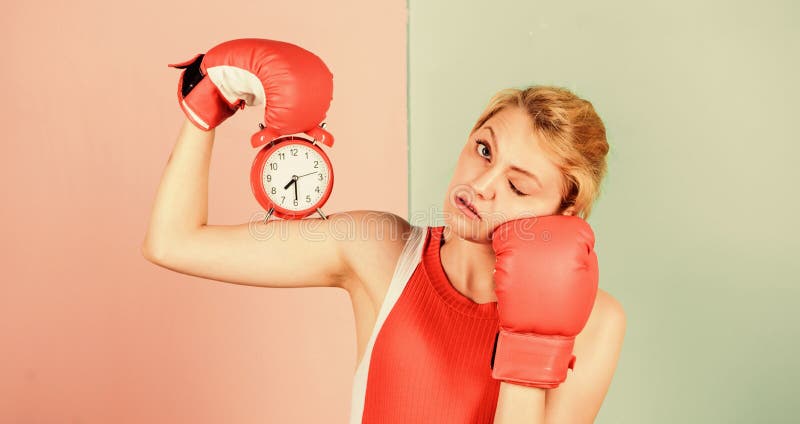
left=250, top=132, right=334, bottom=222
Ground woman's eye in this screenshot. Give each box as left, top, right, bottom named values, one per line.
left=475, top=140, right=490, bottom=159
left=475, top=139, right=526, bottom=196
left=509, top=180, right=527, bottom=196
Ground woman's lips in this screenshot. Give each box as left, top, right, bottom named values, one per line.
left=456, top=195, right=481, bottom=220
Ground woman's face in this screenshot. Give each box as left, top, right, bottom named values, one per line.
left=443, top=106, right=574, bottom=243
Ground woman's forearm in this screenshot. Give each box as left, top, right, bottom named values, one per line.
left=493, top=382, right=546, bottom=424
left=143, top=118, right=214, bottom=250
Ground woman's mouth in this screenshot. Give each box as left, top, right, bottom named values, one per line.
left=456, top=195, right=481, bottom=220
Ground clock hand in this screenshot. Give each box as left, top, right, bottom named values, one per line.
left=283, top=176, right=298, bottom=190
left=296, top=171, right=317, bottom=179
left=294, top=179, right=298, bottom=201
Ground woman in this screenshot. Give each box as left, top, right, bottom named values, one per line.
left=142, top=86, right=626, bottom=423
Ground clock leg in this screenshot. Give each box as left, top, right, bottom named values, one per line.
left=316, top=208, right=327, bottom=220
left=262, top=207, right=275, bottom=224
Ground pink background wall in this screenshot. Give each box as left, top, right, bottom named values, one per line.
left=1, top=1, right=407, bottom=422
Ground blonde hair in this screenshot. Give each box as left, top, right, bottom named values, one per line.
left=471, top=86, right=609, bottom=220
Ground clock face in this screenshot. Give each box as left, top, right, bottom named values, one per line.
left=261, top=142, right=331, bottom=212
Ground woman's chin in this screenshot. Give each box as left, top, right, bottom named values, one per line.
left=444, top=210, right=489, bottom=242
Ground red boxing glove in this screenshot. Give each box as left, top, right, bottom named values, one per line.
left=168, top=38, right=334, bottom=147
left=489, top=215, right=599, bottom=389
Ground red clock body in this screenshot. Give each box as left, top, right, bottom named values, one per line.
left=250, top=136, right=334, bottom=220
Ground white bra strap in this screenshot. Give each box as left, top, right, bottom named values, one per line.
left=390, top=225, right=427, bottom=288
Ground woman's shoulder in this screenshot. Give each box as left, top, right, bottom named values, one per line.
left=338, top=209, right=416, bottom=243
left=337, top=210, right=418, bottom=292
left=596, top=289, right=625, bottom=321
left=587, top=289, right=627, bottom=338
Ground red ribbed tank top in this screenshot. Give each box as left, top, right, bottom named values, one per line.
left=349, top=225, right=501, bottom=423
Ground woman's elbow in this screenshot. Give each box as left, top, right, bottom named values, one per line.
left=141, top=238, right=169, bottom=264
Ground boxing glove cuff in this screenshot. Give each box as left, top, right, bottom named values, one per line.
left=490, top=328, right=577, bottom=389
left=179, top=76, right=242, bottom=131
left=169, top=54, right=244, bottom=131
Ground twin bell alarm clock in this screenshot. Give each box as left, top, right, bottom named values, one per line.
left=250, top=123, right=334, bottom=222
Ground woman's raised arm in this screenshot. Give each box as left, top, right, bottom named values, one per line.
left=141, top=120, right=406, bottom=291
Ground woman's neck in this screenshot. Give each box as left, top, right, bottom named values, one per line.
left=439, top=226, right=498, bottom=304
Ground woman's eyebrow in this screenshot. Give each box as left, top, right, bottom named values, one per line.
left=485, top=126, right=543, bottom=188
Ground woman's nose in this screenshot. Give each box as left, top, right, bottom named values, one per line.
left=471, top=168, right=501, bottom=200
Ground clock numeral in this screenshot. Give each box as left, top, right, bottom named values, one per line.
left=265, top=145, right=327, bottom=211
